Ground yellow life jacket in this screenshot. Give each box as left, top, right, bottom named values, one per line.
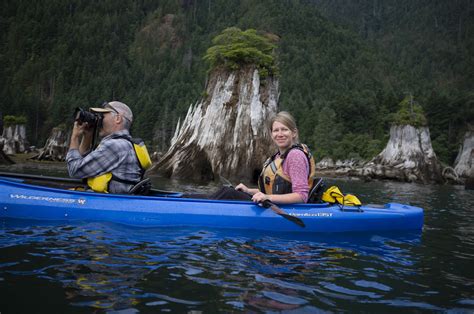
left=87, top=136, right=152, bottom=193
left=131, top=139, right=152, bottom=170
left=87, top=173, right=113, bottom=193
left=258, top=143, right=316, bottom=195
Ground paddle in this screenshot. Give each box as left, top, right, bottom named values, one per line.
left=0, top=172, right=181, bottom=196
left=0, top=172, right=84, bottom=184
left=219, top=176, right=305, bottom=228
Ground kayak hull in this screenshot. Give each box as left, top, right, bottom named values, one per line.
left=0, top=178, right=423, bottom=233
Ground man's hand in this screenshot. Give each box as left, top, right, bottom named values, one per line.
left=69, top=121, right=94, bottom=153
left=71, top=121, right=93, bottom=139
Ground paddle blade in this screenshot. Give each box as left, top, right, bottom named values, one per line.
left=272, top=206, right=306, bottom=228
left=262, top=200, right=305, bottom=228
left=219, top=175, right=234, bottom=188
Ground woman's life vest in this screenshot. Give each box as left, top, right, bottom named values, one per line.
left=87, top=136, right=152, bottom=193
left=258, top=143, right=316, bottom=195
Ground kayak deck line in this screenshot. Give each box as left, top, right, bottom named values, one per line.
left=0, top=177, right=424, bottom=233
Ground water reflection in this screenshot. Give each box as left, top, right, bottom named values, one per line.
left=0, top=219, right=436, bottom=312
left=1, top=166, right=473, bottom=311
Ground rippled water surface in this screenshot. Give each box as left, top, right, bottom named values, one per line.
left=1, top=166, right=473, bottom=312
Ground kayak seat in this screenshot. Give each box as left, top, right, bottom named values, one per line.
left=129, top=178, right=152, bottom=195
left=307, top=177, right=326, bottom=203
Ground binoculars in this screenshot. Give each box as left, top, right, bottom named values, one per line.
left=73, top=107, right=103, bottom=127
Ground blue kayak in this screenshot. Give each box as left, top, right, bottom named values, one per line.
left=0, top=177, right=423, bottom=233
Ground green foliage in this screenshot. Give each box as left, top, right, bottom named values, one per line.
left=332, top=134, right=383, bottom=161
left=311, top=106, right=342, bottom=160
left=390, top=96, right=427, bottom=127
left=56, top=123, right=67, bottom=131
left=3, top=115, right=27, bottom=126
left=203, top=27, right=277, bottom=75
left=431, top=134, right=453, bottom=165
left=426, top=91, right=474, bottom=164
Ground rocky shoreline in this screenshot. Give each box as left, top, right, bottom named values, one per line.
left=315, top=158, right=471, bottom=186
left=1, top=122, right=472, bottom=189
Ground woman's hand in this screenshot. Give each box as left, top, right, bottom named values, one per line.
left=252, top=192, right=270, bottom=204
left=235, top=183, right=249, bottom=194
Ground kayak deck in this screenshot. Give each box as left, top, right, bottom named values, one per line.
left=0, top=178, right=424, bottom=233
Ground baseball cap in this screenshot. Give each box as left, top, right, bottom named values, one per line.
left=90, top=101, right=133, bottom=123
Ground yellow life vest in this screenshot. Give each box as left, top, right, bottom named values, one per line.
left=87, top=173, right=113, bottom=193
left=131, top=139, right=152, bottom=170
left=258, top=143, right=316, bottom=195
left=87, top=136, right=152, bottom=193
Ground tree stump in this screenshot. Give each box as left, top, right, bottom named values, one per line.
left=151, top=66, right=278, bottom=181
left=454, top=130, right=474, bottom=179
left=362, top=125, right=443, bottom=183
left=33, top=127, right=69, bottom=161
left=1, top=124, right=29, bottom=155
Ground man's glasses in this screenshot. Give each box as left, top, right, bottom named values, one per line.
left=101, top=101, right=131, bottom=123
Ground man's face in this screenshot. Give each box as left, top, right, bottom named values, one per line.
left=99, top=111, right=117, bottom=137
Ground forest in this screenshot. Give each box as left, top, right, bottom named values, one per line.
left=0, top=0, right=472, bottom=165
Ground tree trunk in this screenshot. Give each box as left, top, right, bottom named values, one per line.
left=151, top=65, right=279, bottom=181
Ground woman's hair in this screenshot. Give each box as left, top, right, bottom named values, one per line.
left=269, top=111, right=299, bottom=141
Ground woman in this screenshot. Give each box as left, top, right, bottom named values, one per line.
left=213, top=111, right=316, bottom=204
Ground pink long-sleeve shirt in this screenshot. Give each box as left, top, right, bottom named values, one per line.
left=277, top=149, right=310, bottom=203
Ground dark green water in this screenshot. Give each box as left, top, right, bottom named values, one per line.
left=0, top=163, right=473, bottom=312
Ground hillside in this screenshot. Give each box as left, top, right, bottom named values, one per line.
left=310, top=0, right=474, bottom=162
left=0, top=0, right=472, bottom=164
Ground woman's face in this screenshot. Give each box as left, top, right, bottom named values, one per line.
left=271, top=121, right=297, bottom=151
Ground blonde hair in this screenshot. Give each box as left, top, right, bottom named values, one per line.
left=269, top=111, right=299, bottom=141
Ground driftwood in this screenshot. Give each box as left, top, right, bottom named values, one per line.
left=361, top=125, right=443, bottom=183
left=33, top=127, right=69, bottom=161
left=151, top=66, right=278, bottom=181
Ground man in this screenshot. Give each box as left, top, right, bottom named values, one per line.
left=66, top=101, right=147, bottom=194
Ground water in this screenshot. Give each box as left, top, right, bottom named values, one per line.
left=1, top=163, right=473, bottom=312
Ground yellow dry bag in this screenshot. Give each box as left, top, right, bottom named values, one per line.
left=322, top=186, right=362, bottom=207
left=343, top=194, right=362, bottom=206
left=322, top=186, right=344, bottom=204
